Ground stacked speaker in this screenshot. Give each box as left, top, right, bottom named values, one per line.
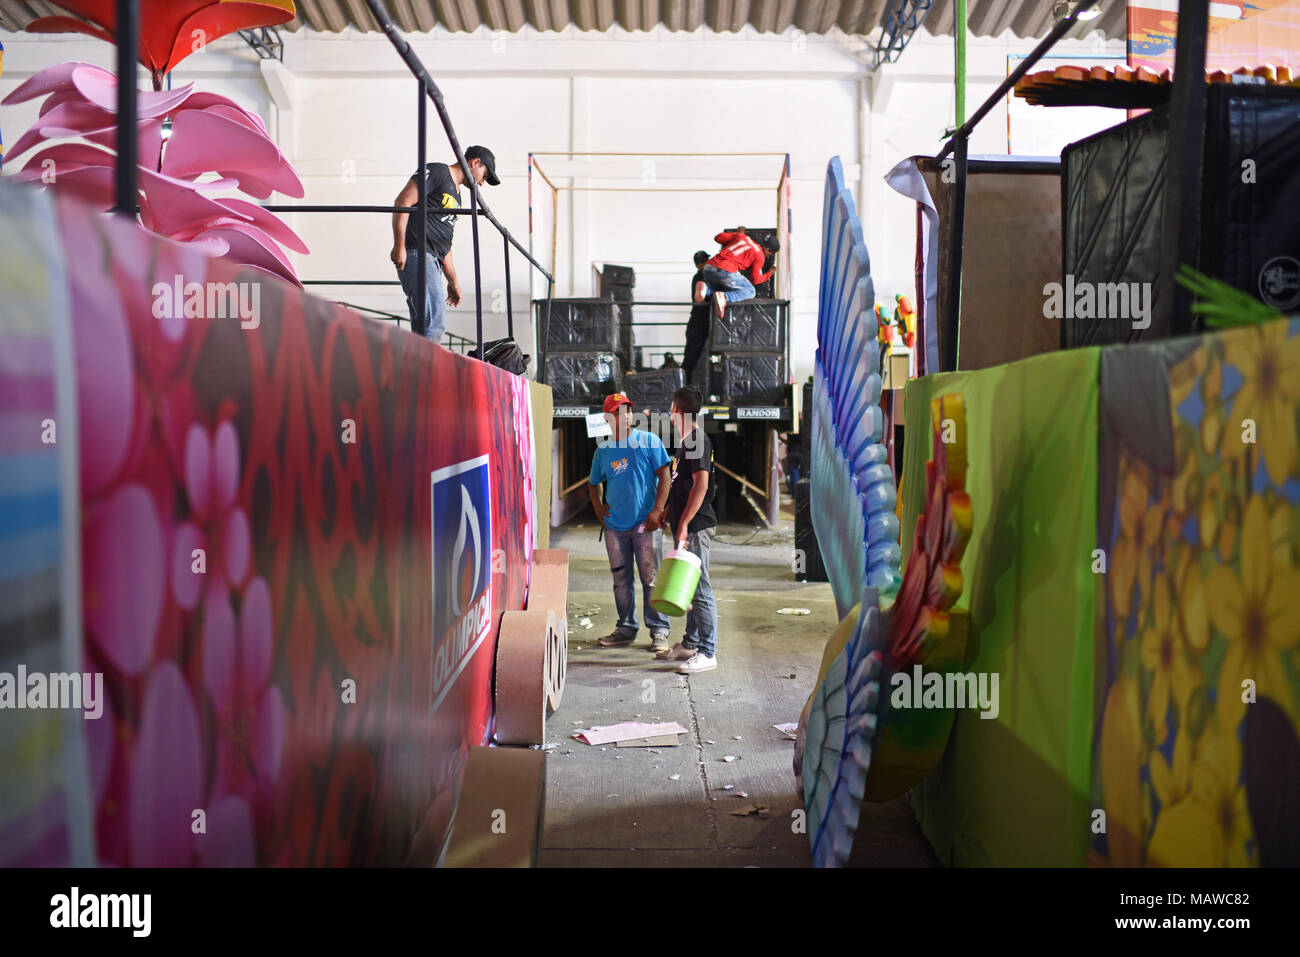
left=1061, top=84, right=1300, bottom=345
left=597, top=264, right=636, bottom=363
left=624, top=366, right=684, bottom=409
left=537, top=298, right=624, bottom=403
left=706, top=300, right=788, bottom=404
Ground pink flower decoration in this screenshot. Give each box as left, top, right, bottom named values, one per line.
left=201, top=576, right=286, bottom=857
left=196, top=795, right=255, bottom=867
left=2, top=61, right=306, bottom=283
left=86, top=689, right=116, bottom=812
left=85, top=484, right=163, bottom=677
left=68, top=243, right=134, bottom=500
left=130, top=662, right=204, bottom=866
left=171, top=420, right=250, bottom=608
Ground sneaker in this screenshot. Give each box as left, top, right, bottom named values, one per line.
left=649, top=633, right=672, bottom=653
left=655, top=642, right=697, bottom=661
left=677, top=654, right=717, bottom=674
left=597, top=631, right=636, bottom=647
left=713, top=291, right=727, bottom=317
left=694, top=280, right=708, bottom=303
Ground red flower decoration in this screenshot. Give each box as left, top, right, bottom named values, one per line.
left=887, top=394, right=973, bottom=668
left=26, top=1, right=296, bottom=91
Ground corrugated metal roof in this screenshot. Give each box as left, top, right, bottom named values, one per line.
left=0, top=0, right=1126, bottom=40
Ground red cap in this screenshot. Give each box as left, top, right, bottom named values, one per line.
left=602, top=393, right=632, bottom=414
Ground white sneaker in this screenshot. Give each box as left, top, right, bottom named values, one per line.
left=677, top=654, right=717, bottom=674
left=713, top=291, right=727, bottom=317
left=694, top=280, right=708, bottom=303
left=655, top=642, right=697, bottom=661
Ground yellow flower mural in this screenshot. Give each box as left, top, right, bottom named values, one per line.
left=1141, top=576, right=1201, bottom=741
left=1223, top=321, right=1300, bottom=485
left=1100, top=677, right=1146, bottom=867
left=1168, top=347, right=1207, bottom=410
left=1190, top=716, right=1254, bottom=868
left=1176, top=556, right=1210, bottom=658
left=1095, top=319, right=1300, bottom=869
left=1111, top=465, right=1165, bottom=624
left=1207, top=497, right=1300, bottom=725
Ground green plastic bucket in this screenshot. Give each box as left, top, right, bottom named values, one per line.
left=651, top=549, right=702, bottom=617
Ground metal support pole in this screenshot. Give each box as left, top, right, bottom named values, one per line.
left=937, top=0, right=1099, bottom=161
left=471, top=181, right=484, bottom=357
left=942, top=135, right=968, bottom=372
left=504, top=233, right=514, bottom=340
left=415, top=78, right=427, bottom=337
left=955, top=0, right=967, bottom=127
left=539, top=279, right=555, bottom=385
left=932, top=0, right=1099, bottom=369
left=1159, top=0, right=1211, bottom=338
left=113, top=0, right=139, bottom=216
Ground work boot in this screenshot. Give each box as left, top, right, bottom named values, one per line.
left=597, top=630, right=636, bottom=647
left=649, top=633, right=672, bottom=654
left=655, top=642, right=697, bottom=661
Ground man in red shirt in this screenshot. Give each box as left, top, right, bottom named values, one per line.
left=694, top=227, right=779, bottom=317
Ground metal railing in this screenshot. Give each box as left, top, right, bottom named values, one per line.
left=108, top=0, right=556, bottom=363
left=931, top=0, right=1212, bottom=369
left=932, top=0, right=1101, bottom=372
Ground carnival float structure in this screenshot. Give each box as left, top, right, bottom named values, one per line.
left=0, top=1, right=563, bottom=868
left=799, top=151, right=1300, bottom=867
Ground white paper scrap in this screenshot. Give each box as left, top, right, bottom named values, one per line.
left=574, top=721, right=690, bottom=746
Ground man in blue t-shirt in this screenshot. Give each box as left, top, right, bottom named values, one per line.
left=588, top=393, right=673, bottom=651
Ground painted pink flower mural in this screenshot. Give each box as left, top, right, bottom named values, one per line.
left=2, top=62, right=307, bottom=284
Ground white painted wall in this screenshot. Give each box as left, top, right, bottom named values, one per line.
left=1, top=22, right=1125, bottom=383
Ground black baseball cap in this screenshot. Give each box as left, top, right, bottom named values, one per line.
left=464, top=145, right=500, bottom=185
left=763, top=235, right=780, bottom=252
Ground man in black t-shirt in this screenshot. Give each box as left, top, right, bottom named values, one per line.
left=682, top=250, right=711, bottom=385
left=657, top=386, right=720, bottom=673
left=390, top=145, right=500, bottom=342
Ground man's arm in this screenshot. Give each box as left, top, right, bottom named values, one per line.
left=674, top=471, right=710, bottom=547
left=714, top=230, right=741, bottom=245
left=645, top=464, right=671, bottom=531
left=391, top=177, right=419, bottom=269
left=588, top=481, right=610, bottom=524
left=747, top=249, right=773, bottom=285
left=442, top=248, right=461, bottom=306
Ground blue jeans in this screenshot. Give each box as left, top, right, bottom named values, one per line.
left=397, top=250, right=446, bottom=342
left=604, top=526, right=671, bottom=638
left=679, top=527, right=717, bottom=657
left=701, top=265, right=755, bottom=304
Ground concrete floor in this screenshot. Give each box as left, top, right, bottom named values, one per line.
left=538, top=506, right=938, bottom=867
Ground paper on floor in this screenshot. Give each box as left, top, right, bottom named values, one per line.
left=573, top=721, right=689, bottom=746
left=615, top=734, right=680, bottom=748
